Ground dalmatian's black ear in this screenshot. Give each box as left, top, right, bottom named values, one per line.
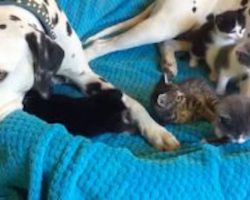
left=25, top=32, right=65, bottom=99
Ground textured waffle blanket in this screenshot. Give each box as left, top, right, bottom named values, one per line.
left=1, top=0, right=250, bottom=199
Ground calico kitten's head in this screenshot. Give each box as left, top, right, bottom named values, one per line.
left=214, top=8, right=246, bottom=40
left=214, top=94, right=250, bottom=144
left=153, top=83, right=186, bottom=123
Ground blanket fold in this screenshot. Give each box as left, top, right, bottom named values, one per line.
left=1, top=111, right=250, bottom=199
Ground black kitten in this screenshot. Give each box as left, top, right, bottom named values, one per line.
left=23, top=89, right=136, bottom=137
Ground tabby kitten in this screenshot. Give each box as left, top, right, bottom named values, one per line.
left=187, top=8, right=246, bottom=72
left=152, top=78, right=218, bottom=124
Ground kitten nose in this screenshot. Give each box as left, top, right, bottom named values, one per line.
left=234, top=134, right=246, bottom=144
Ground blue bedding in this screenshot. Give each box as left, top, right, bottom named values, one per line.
left=1, top=0, right=250, bottom=199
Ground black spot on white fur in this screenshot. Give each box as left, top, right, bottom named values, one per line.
left=241, top=0, right=249, bottom=6
left=192, top=0, right=197, bottom=13
left=66, top=22, right=72, bottom=36
left=52, top=14, right=59, bottom=25
left=86, top=82, right=102, bottom=95
left=10, top=15, right=21, bottom=21
left=25, top=33, right=65, bottom=98
left=28, top=23, right=38, bottom=29
left=0, top=24, right=7, bottom=29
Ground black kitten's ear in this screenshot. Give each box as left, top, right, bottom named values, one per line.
left=215, top=14, right=224, bottom=26
left=25, top=32, right=65, bottom=98
left=235, top=43, right=250, bottom=67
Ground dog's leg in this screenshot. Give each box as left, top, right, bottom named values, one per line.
left=159, top=40, right=191, bottom=80
left=53, top=11, right=179, bottom=150
left=84, top=4, right=154, bottom=44
left=67, top=71, right=180, bottom=150
left=85, top=4, right=197, bottom=61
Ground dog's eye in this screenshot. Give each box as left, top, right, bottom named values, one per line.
left=0, top=70, right=8, bottom=81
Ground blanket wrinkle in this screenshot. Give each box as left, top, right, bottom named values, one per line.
left=0, top=0, right=250, bottom=199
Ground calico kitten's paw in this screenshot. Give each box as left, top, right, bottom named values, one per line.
left=189, top=57, right=198, bottom=68
left=209, top=72, right=218, bottom=82
left=216, top=87, right=226, bottom=95
left=161, top=56, right=178, bottom=79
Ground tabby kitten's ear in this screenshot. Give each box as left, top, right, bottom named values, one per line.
left=165, top=83, right=179, bottom=91
left=157, top=93, right=168, bottom=107
left=235, top=42, right=250, bottom=67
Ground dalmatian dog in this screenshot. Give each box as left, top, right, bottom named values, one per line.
left=84, top=0, right=249, bottom=81
left=0, top=0, right=181, bottom=150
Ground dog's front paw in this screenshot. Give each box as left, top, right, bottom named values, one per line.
left=144, top=125, right=180, bottom=151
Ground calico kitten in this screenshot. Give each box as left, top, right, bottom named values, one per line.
left=212, top=94, right=250, bottom=144
left=211, top=40, right=250, bottom=95
left=152, top=78, right=218, bottom=124
left=187, top=8, right=246, bottom=71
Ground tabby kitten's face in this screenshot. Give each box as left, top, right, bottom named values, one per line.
left=155, top=84, right=186, bottom=122
left=214, top=95, right=250, bottom=144
left=215, top=8, right=246, bottom=41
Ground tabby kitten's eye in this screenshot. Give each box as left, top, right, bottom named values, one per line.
left=176, top=95, right=183, bottom=102
left=0, top=70, right=8, bottom=81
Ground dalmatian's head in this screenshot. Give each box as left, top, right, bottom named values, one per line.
left=0, top=24, right=64, bottom=120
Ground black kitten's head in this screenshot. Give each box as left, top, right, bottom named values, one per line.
left=152, top=79, right=185, bottom=123
left=214, top=94, right=250, bottom=143
left=86, top=89, right=137, bottom=133
left=215, top=8, right=246, bottom=40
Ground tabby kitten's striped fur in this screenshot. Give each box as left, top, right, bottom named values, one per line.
left=152, top=78, right=218, bottom=124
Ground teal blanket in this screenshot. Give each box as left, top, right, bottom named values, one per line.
left=1, top=0, right=250, bottom=199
